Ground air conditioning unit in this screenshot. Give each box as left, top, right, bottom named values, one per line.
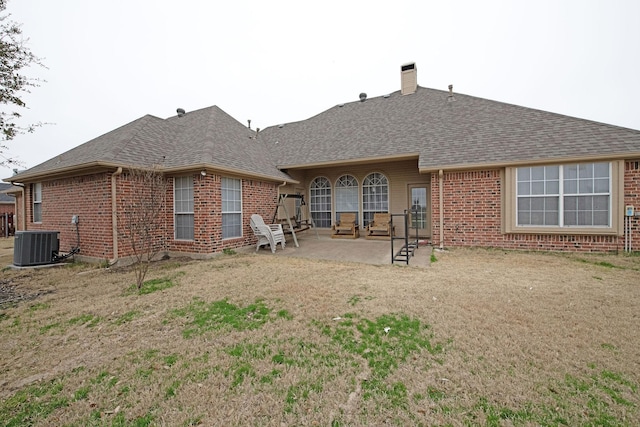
left=13, top=231, right=60, bottom=267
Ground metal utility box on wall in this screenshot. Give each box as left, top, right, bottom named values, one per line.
left=13, top=231, right=60, bottom=267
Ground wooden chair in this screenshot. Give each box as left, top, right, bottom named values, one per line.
left=366, top=212, right=393, bottom=240
left=331, top=212, right=359, bottom=239
left=250, top=214, right=286, bottom=252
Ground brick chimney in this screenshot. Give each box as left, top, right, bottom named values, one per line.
left=400, top=62, right=417, bottom=95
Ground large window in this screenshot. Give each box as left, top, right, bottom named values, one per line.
left=516, top=165, right=560, bottom=226
left=32, top=183, right=42, bottom=223
left=335, top=175, right=359, bottom=224
left=517, top=163, right=610, bottom=227
left=310, top=177, right=332, bottom=228
left=362, top=172, right=389, bottom=225
left=506, top=161, right=622, bottom=234
left=222, top=177, right=242, bottom=239
left=174, top=176, right=194, bottom=240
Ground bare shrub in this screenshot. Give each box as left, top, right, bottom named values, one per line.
left=118, top=166, right=168, bottom=288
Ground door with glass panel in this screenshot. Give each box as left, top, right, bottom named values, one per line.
left=408, top=184, right=429, bottom=237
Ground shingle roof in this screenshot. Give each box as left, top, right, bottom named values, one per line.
left=9, top=106, right=292, bottom=182
left=261, top=87, right=640, bottom=171
left=7, top=87, right=640, bottom=184
left=0, top=183, right=14, bottom=203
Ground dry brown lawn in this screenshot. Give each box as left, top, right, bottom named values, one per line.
left=1, top=237, right=639, bottom=426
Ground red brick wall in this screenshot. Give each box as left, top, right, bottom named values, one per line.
left=17, top=172, right=279, bottom=262
left=242, top=178, right=280, bottom=247
left=0, top=202, right=14, bottom=236
left=431, top=160, right=640, bottom=252
left=624, top=160, right=640, bottom=250
left=27, top=173, right=114, bottom=259
left=431, top=170, right=503, bottom=248
left=0, top=204, right=14, bottom=215
left=115, top=171, right=170, bottom=260
left=163, top=174, right=279, bottom=255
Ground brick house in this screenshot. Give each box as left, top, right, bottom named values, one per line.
left=0, top=183, right=16, bottom=236
left=4, top=63, right=640, bottom=262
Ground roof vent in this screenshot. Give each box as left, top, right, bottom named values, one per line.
left=359, top=93, right=367, bottom=102
left=401, top=62, right=417, bottom=95
left=176, top=108, right=186, bottom=117
left=448, top=84, right=456, bottom=102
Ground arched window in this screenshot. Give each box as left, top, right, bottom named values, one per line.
left=362, top=172, right=389, bottom=225
left=310, top=177, right=332, bottom=228
left=335, top=175, right=359, bottom=224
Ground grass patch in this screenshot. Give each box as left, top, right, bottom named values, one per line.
left=126, top=272, right=184, bottom=295
left=171, top=298, right=274, bottom=338
left=319, top=312, right=443, bottom=411
left=29, top=302, right=50, bottom=312
left=113, top=310, right=141, bottom=325
left=0, top=379, right=68, bottom=426
left=68, top=313, right=101, bottom=327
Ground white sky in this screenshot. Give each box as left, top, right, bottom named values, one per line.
left=4, top=0, right=640, bottom=173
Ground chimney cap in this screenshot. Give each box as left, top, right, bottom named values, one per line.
left=401, top=62, right=416, bottom=72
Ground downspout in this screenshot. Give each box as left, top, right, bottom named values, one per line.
left=439, top=170, right=444, bottom=250
left=111, top=167, right=123, bottom=264
left=277, top=180, right=287, bottom=213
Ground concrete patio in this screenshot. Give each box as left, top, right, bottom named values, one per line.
left=246, top=230, right=433, bottom=267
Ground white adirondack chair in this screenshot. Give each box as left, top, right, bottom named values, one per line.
left=250, top=214, right=286, bottom=253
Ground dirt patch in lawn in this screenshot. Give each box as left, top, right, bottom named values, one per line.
left=0, top=236, right=13, bottom=267
left=1, top=243, right=639, bottom=426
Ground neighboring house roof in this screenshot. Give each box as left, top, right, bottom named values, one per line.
left=261, top=87, right=640, bottom=171
left=0, top=183, right=15, bottom=203
left=7, top=106, right=293, bottom=183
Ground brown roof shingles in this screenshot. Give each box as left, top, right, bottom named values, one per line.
left=261, top=87, right=640, bottom=170
left=7, top=86, right=640, bottom=183
left=10, top=106, right=291, bottom=182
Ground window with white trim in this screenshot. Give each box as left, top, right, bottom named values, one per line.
left=335, top=174, right=359, bottom=224
left=222, top=177, right=242, bottom=239
left=32, top=182, right=42, bottom=223
left=310, top=177, right=332, bottom=228
left=362, top=172, right=389, bottom=225
left=516, top=162, right=610, bottom=227
left=504, top=160, right=626, bottom=235
left=174, top=176, right=194, bottom=240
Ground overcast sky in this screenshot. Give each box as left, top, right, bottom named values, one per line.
left=4, top=0, right=640, bottom=174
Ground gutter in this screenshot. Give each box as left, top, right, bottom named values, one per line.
left=111, top=167, right=123, bottom=264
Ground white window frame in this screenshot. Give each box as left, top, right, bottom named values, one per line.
left=335, top=174, right=359, bottom=224
left=221, top=177, right=242, bottom=239
left=174, top=176, right=194, bottom=240
left=32, top=182, right=42, bottom=223
left=310, top=176, right=332, bottom=228
left=504, top=160, right=624, bottom=235
left=362, top=172, right=389, bottom=226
